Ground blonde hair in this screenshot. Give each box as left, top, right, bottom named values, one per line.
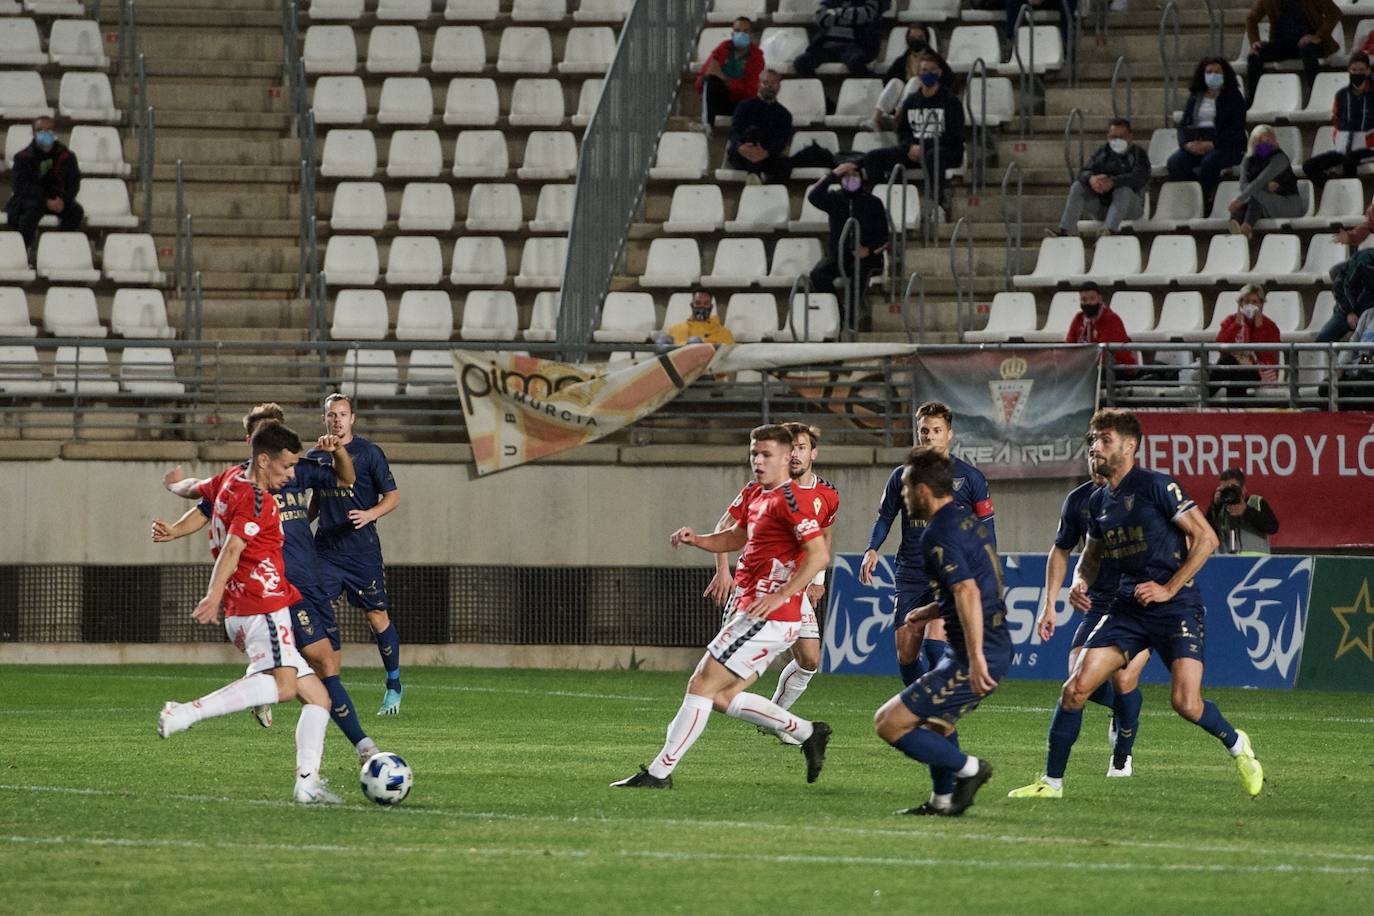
left=1247, top=124, right=1276, bottom=155
left=1237, top=283, right=1266, bottom=304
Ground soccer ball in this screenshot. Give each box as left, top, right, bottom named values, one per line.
left=359, top=752, right=413, bottom=806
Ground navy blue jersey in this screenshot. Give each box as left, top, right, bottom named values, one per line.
left=921, top=501, right=1011, bottom=662
left=866, top=455, right=995, bottom=585
left=1053, top=480, right=1118, bottom=609
left=310, top=435, right=397, bottom=555
left=1087, top=465, right=1203, bottom=612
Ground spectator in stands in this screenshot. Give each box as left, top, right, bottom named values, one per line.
left=4, top=116, right=83, bottom=252
left=661, top=289, right=736, bottom=346
left=1167, top=57, right=1247, bottom=204
left=728, top=70, right=796, bottom=184
left=1049, top=118, right=1149, bottom=237
left=879, top=23, right=955, bottom=98
left=696, top=16, right=764, bottom=128
left=794, top=0, right=891, bottom=77
left=1005, top=0, right=1079, bottom=50
left=1319, top=244, right=1374, bottom=341
left=1243, top=0, right=1342, bottom=105
left=1212, top=283, right=1281, bottom=400
left=1332, top=307, right=1374, bottom=404
left=1228, top=124, right=1303, bottom=240
left=1301, top=52, right=1374, bottom=188
left=1066, top=282, right=1138, bottom=372
left=807, top=161, right=889, bottom=330
left=861, top=54, right=964, bottom=204
left=1207, top=468, right=1280, bottom=555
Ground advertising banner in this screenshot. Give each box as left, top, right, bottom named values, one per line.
left=822, top=553, right=1311, bottom=689
left=1136, top=411, right=1374, bottom=548
left=1296, top=557, right=1374, bottom=693
left=910, top=348, right=1100, bottom=479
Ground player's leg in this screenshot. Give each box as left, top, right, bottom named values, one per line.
left=612, top=652, right=729, bottom=788
left=158, top=614, right=290, bottom=737
left=919, top=617, right=948, bottom=675
left=1106, top=648, right=1150, bottom=777
left=346, top=562, right=402, bottom=713
left=1169, top=655, right=1264, bottom=796
left=300, top=632, right=379, bottom=765
left=767, top=595, right=822, bottom=744
left=289, top=670, right=342, bottom=804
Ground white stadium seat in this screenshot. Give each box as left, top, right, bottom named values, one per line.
left=708, top=0, right=766, bottom=25
left=663, top=185, right=724, bottom=233
left=444, top=0, right=499, bottom=21
left=1013, top=236, right=1084, bottom=289
left=309, top=0, right=365, bottom=20
left=79, top=178, right=139, bottom=229
left=450, top=237, right=507, bottom=285
left=1236, top=234, right=1301, bottom=284
left=404, top=349, right=459, bottom=396
left=59, top=72, right=122, bottom=121
left=68, top=126, right=130, bottom=177
left=460, top=290, right=519, bottom=340
left=53, top=345, right=119, bottom=394
left=377, top=76, right=434, bottom=124
left=1023, top=291, right=1081, bottom=342
left=524, top=290, right=560, bottom=341
left=385, top=129, right=443, bottom=178
left=464, top=182, right=523, bottom=232
left=0, top=232, right=36, bottom=282
left=452, top=130, right=510, bottom=178
left=431, top=26, right=486, bottom=73
left=825, top=79, right=883, bottom=129
left=640, top=238, right=702, bottom=288
left=0, top=72, right=53, bottom=120
left=514, top=236, right=568, bottom=288
left=775, top=78, right=826, bottom=126
left=1246, top=73, right=1302, bottom=121
left=945, top=25, right=1001, bottom=73
left=777, top=291, right=840, bottom=341
left=648, top=132, right=709, bottom=181
left=1135, top=235, right=1198, bottom=286
left=443, top=77, right=500, bottom=125
left=385, top=236, right=444, bottom=286
left=509, top=78, right=566, bottom=127
left=1135, top=291, right=1205, bottom=342
left=303, top=25, right=357, bottom=74
left=965, top=292, right=1037, bottom=342
left=397, top=182, right=455, bottom=232
left=48, top=20, right=108, bottom=69
left=1071, top=236, right=1142, bottom=286
left=340, top=348, right=399, bottom=399
left=1110, top=291, right=1156, bottom=336
left=497, top=26, right=553, bottom=73
left=0, top=18, right=48, bottom=66
left=1291, top=178, right=1367, bottom=229
left=395, top=290, right=454, bottom=341
left=512, top=0, right=566, bottom=22
left=558, top=27, right=616, bottom=75
left=1196, top=234, right=1251, bottom=284
left=320, top=128, right=378, bottom=178
left=376, top=0, right=431, bottom=21
left=323, top=235, right=380, bottom=286
left=102, top=233, right=166, bottom=284
left=0, top=344, right=51, bottom=394
left=724, top=293, right=779, bottom=342
left=528, top=183, right=574, bottom=232
left=43, top=286, right=106, bottom=337
left=702, top=237, right=767, bottom=288
left=37, top=233, right=100, bottom=283
left=999, top=25, right=1063, bottom=75
left=0, top=287, right=36, bottom=338
left=1135, top=181, right=1203, bottom=232
left=330, top=181, right=388, bottom=232
left=571, top=78, right=604, bottom=127
left=763, top=237, right=823, bottom=288
left=312, top=75, right=367, bottom=124
left=724, top=184, right=790, bottom=233
left=330, top=289, right=389, bottom=340
left=366, top=25, right=423, bottom=74
left=120, top=347, right=184, bottom=396
left=111, top=288, right=175, bottom=339
left=573, top=0, right=629, bottom=22
left=593, top=291, right=657, bottom=342
left=516, top=131, right=578, bottom=180
left=1291, top=235, right=1347, bottom=284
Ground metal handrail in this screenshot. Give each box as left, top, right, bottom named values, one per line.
left=173, top=159, right=185, bottom=298
left=1011, top=5, right=1037, bottom=138
left=282, top=0, right=301, bottom=107
left=1110, top=56, right=1133, bottom=121
left=901, top=271, right=924, bottom=343
left=836, top=216, right=863, bottom=340
left=966, top=57, right=991, bottom=194
left=1063, top=107, right=1085, bottom=184
left=921, top=128, right=940, bottom=246
left=786, top=273, right=813, bottom=343
left=1159, top=1, right=1182, bottom=128
left=886, top=163, right=909, bottom=291
left=133, top=54, right=147, bottom=133
left=1000, top=161, right=1024, bottom=292
left=948, top=217, right=974, bottom=337
left=182, top=214, right=194, bottom=307
left=1202, top=0, right=1224, bottom=57
left=117, top=0, right=138, bottom=123
left=1059, top=0, right=1080, bottom=88
left=138, top=106, right=154, bottom=233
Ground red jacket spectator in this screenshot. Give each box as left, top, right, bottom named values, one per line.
left=694, top=40, right=764, bottom=103
left=1066, top=306, right=1138, bottom=367
left=1217, top=312, right=1281, bottom=382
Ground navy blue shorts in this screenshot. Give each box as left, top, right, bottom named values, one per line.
left=893, top=585, right=931, bottom=623
left=290, top=600, right=340, bottom=651
left=317, top=551, right=390, bottom=611
left=1071, top=607, right=1113, bottom=649
left=899, top=647, right=1011, bottom=729
left=1084, top=604, right=1205, bottom=669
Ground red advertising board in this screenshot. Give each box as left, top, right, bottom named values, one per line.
left=1136, top=412, right=1374, bottom=548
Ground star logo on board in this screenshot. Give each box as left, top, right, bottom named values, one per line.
left=1332, top=578, right=1374, bottom=661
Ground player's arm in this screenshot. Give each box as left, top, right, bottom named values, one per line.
left=1137, top=506, right=1217, bottom=606
left=745, top=535, right=830, bottom=620
left=860, top=471, right=901, bottom=584
left=806, top=527, right=834, bottom=605
left=972, top=474, right=996, bottom=544
left=951, top=578, right=996, bottom=695
left=1069, top=538, right=1101, bottom=612
left=1039, top=545, right=1072, bottom=639
left=162, top=465, right=206, bottom=500
left=151, top=506, right=210, bottom=543
left=704, top=508, right=736, bottom=606
left=671, top=522, right=748, bottom=554
left=317, top=434, right=355, bottom=487
left=192, top=534, right=246, bottom=624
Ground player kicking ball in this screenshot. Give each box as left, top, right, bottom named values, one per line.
left=156, top=423, right=341, bottom=804
left=872, top=447, right=1008, bottom=816
left=1008, top=409, right=1264, bottom=800
left=612, top=424, right=833, bottom=789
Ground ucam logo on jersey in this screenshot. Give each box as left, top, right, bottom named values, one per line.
left=823, top=553, right=1310, bottom=688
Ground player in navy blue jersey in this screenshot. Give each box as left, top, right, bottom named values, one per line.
left=311, top=394, right=403, bottom=716
left=872, top=446, right=1006, bottom=816
left=1036, top=463, right=1150, bottom=778
left=1009, top=409, right=1264, bottom=800
left=861, top=402, right=995, bottom=686
left=153, top=403, right=381, bottom=764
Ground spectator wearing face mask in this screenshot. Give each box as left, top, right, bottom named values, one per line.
left=870, top=24, right=955, bottom=131
left=695, top=16, right=765, bottom=127
left=806, top=161, right=889, bottom=328
left=1213, top=283, right=1282, bottom=399
left=861, top=54, right=963, bottom=203
left=1228, top=124, right=1302, bottom=240
left=1049, top=118, right=1150, bottom=237
left=1066, top=282, right=1138, bottom=372
left=794, top=0, right=891, bottom=77
left=1300, top=52, right=1374, bottom=188
left=1168, top=57, right=1247, bottom=203
left=663, top=289, right=736, bottom=346
left=5, top=115, right=83, bottom=251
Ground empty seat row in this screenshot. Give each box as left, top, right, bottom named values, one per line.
left=322, top=234, right=566, bottom=287
left=0, top=344, right=184, bottom=396
left=312, top=74, right=606, bottom=127
left=1076, top=179, right=1364, bottom=236
left=662, top=182, right=921, bottom=234
left=307, top=0, right=630, bottom=24
left=0, top=177, right=139, bottom=230
left=0, top=18, right=107, bottom=67
left=3, top=123, right=129, bottom=176
left=0, top=70, right=120, bottom=122
left=0, top=231, right=164, bottom=284
left=321, top=126, right=577, bottom=179
left=4, top=0, right=90, bottom=17
left=640, top=236, right=823, bottom=289
left=0, top=285, right=173, bottom=338
left=593, top=290, right=840, bottom=343
left=329, top=181, right=573, bottom=233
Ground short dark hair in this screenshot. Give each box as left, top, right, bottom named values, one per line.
left=250, top=421, right=302, bottom=459
left=1220, top=467, right=1245, bottom=484
left=1079, top=281, right=1102, bottom=295
left=1108, top=117, right=1132, bottom=131
left=915, top=400, right=952, bottom=427
left=1089, top=408, right=1143, bottom=445
left=1187, top=56, right=1238, bottom=94
left=905, top=445, right=953, bottom=498
left=783, top=421, right=822, bottom=447
left=733, top=16, right=752, bottom=28
left=242, top=402, right=285, bottom=437
left=690, top=287, right=713, bottom=300
left=751, top=423, right=794, bottom=448
left=1351, top=51, right=1370, bottom=68
left=323, top=392, right=353, bottom=412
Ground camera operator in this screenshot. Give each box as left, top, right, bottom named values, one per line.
left=1207, top=468, right=1279, bottom=555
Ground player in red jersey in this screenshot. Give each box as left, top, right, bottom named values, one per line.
left=612, top=424, right=833, bottom=789
left=155, top=423, right=342, bottom=804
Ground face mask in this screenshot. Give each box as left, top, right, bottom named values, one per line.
left=34, top=130, right=55, bottom=151
left=1081, top=303, right=1102, bottom=318
left=840, top=175, right=862, bottom=192
left=1352, top=72, right=1369, bottom=89
left=1240, top=303, right=1260, bottom=320
left=906, top=38, right=928, bottom=53
left=919, top=72, right=940, bottom=88
left=1107, top=138, right=1129, bottom=154
left=691, top=306, right=713, bottom=321
left=732, top=32, right=751, bottom=49
left=758, top=87, right=777, bottom=101
left=1204, top=72, right=1224, bottom=90
left=1253, top=141, right=1275, bottom=158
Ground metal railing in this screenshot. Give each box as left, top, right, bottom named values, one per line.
left=137, top=105, right=154, bottom=233
left=173, top=160, right=190, bottom=298
left=1159, top=0, right=1183, bottom=127
left=282, top=0, right=304, bottom=127
left=1060, top=0, right=1081, bottom=89
left=835, top=216, right=863, bottom=341
left=557, top=0, right=710, bottom=350
left=901, top=271, right=924, bottom=343
left=966, top=57, right=992, bottom=194
left=1111, top=55, right=1133, bottom=121
left=116, top=0, right=138, bottom=119
left=1010, top=5, right=1040, bottom=137
left=948, top=216, right=975, bottom=338
left=1063, top=107, right=1086, bottom=183
left=785, top=273, right=814, bottom=343
left=1202, top=0, right=1225, bottom=57
left=1000, top=161, right=1024, bottom=292
left=885, top=163, right=910, bottom=294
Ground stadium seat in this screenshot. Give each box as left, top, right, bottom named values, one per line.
left=524, top=290, right=559, bottom=341
left=763, top=237, right=823, bottom=288
left=452, top=130, right=509, bottom=178
left=786, top=195, right=829, bottom=232
left=367, top=25, right=423, bottom=73
left=110, top=288, right=174, bottom=339
left=0, top=287, right=35, bottom=337
left=376, top=0, right=431, bottom=21
left=53, top=345, right=119, bottom=394
left=385, top=129, right=443, bottom=177
left=1247, top=73, right=1302, bottom=121
left=68, top=126, right=130, bottom=177
left=312, top=75, right=367, bottom=124
left=514, top=236, right=567, bottom=287
left=882, top=183, right=922, bottom=230
left=0, top=18, right=48, bottom=66
left=945, top=25, right=1000, bottom=73
left=464, top=182, right=522, bottom=232
left=330, top=289, right=389, bottom=340
left=772, top=0, right=817, bottom=24
left=1023, top=290, right=1080, bottom=342
left=102, top=233, right=165, bottom=284
left=1236, top=234, right=1301, bottom=283
left=964, top=73, right=1015, bottom=127
left=702, top=237, right=766, bottom=287
left=1196, top=235, right=1251, bottom=284
left=320, top=128, right=378, bottom=177
left=648, top=131, right=709, bottom=180
left=1070, top=236, right=1142, bottom=286
left=724, top=293, right=779, bottom=342
left=1001, top=25, right=1063, bottom=74
left=36, top=233, right=99, bottom=282
left=0, top=231, right=36, bottom=282
left=497, top=27, right=553, bottom=73
left=1295, top=71, right=1347, bottom=123
left=43, top=286, right=105, bottom=337
left=825, top=79, right=883, bottom=128
left=0, top=344, right=50, bottom=394
left=1110, top=291, right=1156, bottom=336
left=303, top=25, right=357, bottom=74
left=48, top=20, right=107, bottom=69
left=0, top=72, right=52, bottom=119
left=785, top=131, right=840, bottom=179
left=1292, top=289, right=1335, bottom=341
left=1147, top=128, right=1176, bottom=177
left=1135, top=235, right=1199, bottom=286
left=639, top=238, right=702, bottom=288
left=573, top=0, right=630, bottom=22
left=692, top=28, right=731, bottom=71
left=330, top=181, right=388, bottom=231
left=1304, top=128, right=1374, bottom=176
left=444, top=0, right=499, bottom=20
left=776, top=291, right=841, bottom=341
left=1273, top=124, right=1303, bottom=164
left=1135, top=181, right=1203, bottom=232
left=1188, top=180, right=1241, bottom=231
left=1292, top=178, right=1367, bottom=229
left=1012, top=236, right=1084, bottom=289
left=759, top=27, right=809, bottom=75
left=512, top=0, right=565, bottom=20
left=323, top=235, right=380, bottom=286
left=4, top=124, right=33, bottom=168
left=443, top=77, right=500, bottom=125
left=900, top=0, right=961, bottom=22
left=395, top=289, right=454, bottom=340
left=450, top=236, right=507, bottom=285
left=724, top=184, right=790, bottom=232
left=59, top=73, right=121, bottom=121
left=593, top=292, right=656, bottom=342
left=516, top=131, right=577, bottom=179
left=528, top=184, right=573, bottom=232
left=660, top=291, right=693, bottom=332
left=1291, top=235, right=1347, bottom=284
left=1135, top=291, right=1205, bottom=342
left=79, top=177, right=139, bottom=229
left=571, top=78, right=604, bottom=127
left=377, top=76, right=433, bottom=124
left=397, top=182, right=455, bottom=232
left=663, top=185, right=724, bottom=233
left=340, top=348, right=399, bottom=399
left=385, top=236, right=444, bottom=286
left=25, top=0, right=86, bottom=12
left=1186, top=291, right=1240, bottom=342
left=1254, top=179, right=1314, bottom=230
left=309, top=0, right=365, bottom=20
left=509, top=78, right=566, bottom=127
left=460, top=290, right=519, bottom=340
left=404, top=349, right=458, bottom=396
left=775, top=78, right=826, bottom=126
left=1261, top=290, right=1304, bottom=336
left=964, top=292, right=1037, bottom=342
left=431, top=26, right=486, bottom=73
left=559, top=27, right=616, bottom=74
left=119, top=346, right=184, bottom=396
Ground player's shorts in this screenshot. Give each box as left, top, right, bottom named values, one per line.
left=707, top=610, right=801, bottom=680
left=290, top=599, right=340, bottom=651
left=799, top=594, right=820, bottom=641
left=317, top=550, right=390, bottom=611
left=1083, top=603, right=1205, bottom=668
left=899, top=645, right=1012, bottom=730
left=1071, top=609, right=1111, bottom=650
left=892, top=583, right=931, bottom=622
left=226, top=608, right=314, bottom=679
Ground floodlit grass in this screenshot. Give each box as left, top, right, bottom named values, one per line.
left=2, top=664, right=1370, bottom=915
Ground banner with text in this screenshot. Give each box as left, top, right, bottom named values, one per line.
left=910, top=348, right=1099, bottom=479
left=1136, top=411, right=1374, bottom=548
left=822, top=553, right=1311, bottom=689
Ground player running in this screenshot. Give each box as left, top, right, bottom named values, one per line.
left=155, top=422, right=342, bottom=804
left=1038, top=461, right=1149, bottom=778
left=612, top=424, right=833, bottom=789
left=861, top=402, right=994, bottom=686
left=1008, top=409, right=1264, bottom=800
left=872, top=446, right=1006, bottom=816
left=311, top=394, right=404, bottom=716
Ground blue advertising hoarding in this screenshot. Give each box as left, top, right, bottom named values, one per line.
left=822, top=553, right=1311, bottom=689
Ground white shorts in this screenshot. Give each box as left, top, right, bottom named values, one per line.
left=799, top=594, right=820, bottom=641
left=226, top=608, right=314, bottom=679
left=707, top=610, right=800, bottom=679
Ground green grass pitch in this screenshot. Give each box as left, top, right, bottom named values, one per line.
left=3, top=664, right=1371, bottom=915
